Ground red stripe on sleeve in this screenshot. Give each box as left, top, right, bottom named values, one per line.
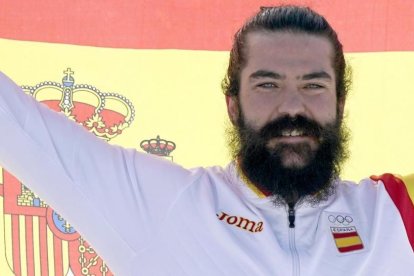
left=371, top=174, right=414, bottom=252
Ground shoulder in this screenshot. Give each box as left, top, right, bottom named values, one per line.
left=186, top=163, right=245, bottom=197
left=339, top=173, right=414, bottom=198
left=337, top=174, right=414, bottom=251
left=369, top=173, right=414, bottom=204
left=369, top=173, right=414, bottom=251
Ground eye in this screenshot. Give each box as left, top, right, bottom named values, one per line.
left=257, top=82, right=279, bottom=89
left=304, top=83, right=325, bottom=89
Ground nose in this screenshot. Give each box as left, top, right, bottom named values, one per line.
left=277, top=87, right=306, bottom=118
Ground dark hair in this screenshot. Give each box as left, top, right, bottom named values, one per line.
left=222, top=6, right=351, bottom=103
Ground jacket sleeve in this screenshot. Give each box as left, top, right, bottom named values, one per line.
left=371, top=173, right=414, bottom=252
left=0, top=71, right=198, bottom=274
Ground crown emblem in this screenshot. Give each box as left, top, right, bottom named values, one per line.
left=140, top=135, right=176, bottom=160
left=21, top=68, right=135, bottom=141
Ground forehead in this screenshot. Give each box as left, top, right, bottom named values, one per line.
left=243, top=31, right=335, bottom=76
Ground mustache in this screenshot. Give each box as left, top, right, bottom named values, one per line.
left=259, top=115, right=323, bottom=140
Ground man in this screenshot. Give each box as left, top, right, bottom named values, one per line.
left=0, top=5, right=413, bottom=276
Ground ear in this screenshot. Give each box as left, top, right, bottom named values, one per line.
left=226, top=95, right=239, bottom=125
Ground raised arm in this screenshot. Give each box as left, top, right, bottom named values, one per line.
left=0, top=71, right=197, bottom=275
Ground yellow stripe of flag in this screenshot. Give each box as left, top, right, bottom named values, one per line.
left=335, top=236, right=363, bottom=248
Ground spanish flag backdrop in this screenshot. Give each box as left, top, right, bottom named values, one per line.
left=0, top=0, right=413, bottom=275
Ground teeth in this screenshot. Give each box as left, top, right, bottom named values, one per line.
left=281, top=130, right=290, bottom=136
left=281, top=129, right=303, bottom=137
left=291, top=129, right=302, bottom=136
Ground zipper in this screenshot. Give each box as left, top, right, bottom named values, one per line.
left=288, top=203, right=295, bottom=228
left=288, top=203, right=300, bottom=276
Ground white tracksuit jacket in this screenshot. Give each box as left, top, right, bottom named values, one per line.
left=0, top=72, right=413, bottom=275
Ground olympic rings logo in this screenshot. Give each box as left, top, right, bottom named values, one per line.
left=328, top=215, right=353, bottom=226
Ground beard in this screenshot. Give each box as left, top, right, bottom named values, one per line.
left=227, top=111, right=349, bottom=206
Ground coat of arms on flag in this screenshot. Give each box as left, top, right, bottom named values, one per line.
left=331, top=226, right=364, bottom=253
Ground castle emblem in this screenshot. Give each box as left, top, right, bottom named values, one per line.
left=21, top=68, right=135, bottom=141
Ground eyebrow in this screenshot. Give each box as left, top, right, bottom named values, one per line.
left=249, top=70, right=285, bottom=80
left=300, top=71, right=333, bottom=81
left=249, top=70, right=333, bottom=82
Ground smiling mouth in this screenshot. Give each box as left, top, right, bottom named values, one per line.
left=281, top=129, right=304, bottom=137
left=267, top=128, right=318, bottom=146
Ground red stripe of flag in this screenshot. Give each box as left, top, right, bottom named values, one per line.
left=371, top=174, right=414, bottom=252
left=12, top=214, right=21, bottom=276
left=25, top=216, right=35, bottom=276
left=53, top=235, right=64, bottom=276
left=0, top=0, right=413, bottom=52
left=332, top=231, right=358, bottom=239
left=338, top=243, right=364, bottom=253
left=38, top=216, right=49, bottom=276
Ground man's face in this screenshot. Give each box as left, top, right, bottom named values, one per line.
left=227, top=31, right=342, bottom=169
left=226, top=31, right=347, bottom=203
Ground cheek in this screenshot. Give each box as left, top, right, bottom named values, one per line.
left=241, top=91, right=280, bottom=114
left=240, top=94, right=277, bottom=126
left=307, top=96, right=337, bottom=121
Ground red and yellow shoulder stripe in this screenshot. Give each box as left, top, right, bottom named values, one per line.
left=370, top=173, right=414, bottom=251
